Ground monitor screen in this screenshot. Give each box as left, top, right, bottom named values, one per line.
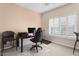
left=28, top=28, right=36, bottom=33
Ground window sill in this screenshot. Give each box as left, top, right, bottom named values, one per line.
left=49, top=35, right=76, bottom=40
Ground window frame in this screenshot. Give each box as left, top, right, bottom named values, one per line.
left=49, top=14, right=77, bottom=37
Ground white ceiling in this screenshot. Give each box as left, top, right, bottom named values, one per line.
left=17, top=3, right=67, bottom=13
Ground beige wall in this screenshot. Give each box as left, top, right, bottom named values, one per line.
left=0, top=3, right=41, bottom=33
left=0, top=3, right=41, bottom=48
left=41, top=4, right=79, bottom=48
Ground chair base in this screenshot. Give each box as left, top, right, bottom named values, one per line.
left=30, top=44, right=42, bottom=52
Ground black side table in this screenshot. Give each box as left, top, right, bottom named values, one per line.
left=73, top=32, right=79, bottom=54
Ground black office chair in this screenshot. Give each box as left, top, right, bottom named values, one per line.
left=1, top=31, right=16, bottom=56
left=73, top=32, right=79, bottom=54
left=30, top=28, right=43, bottom=52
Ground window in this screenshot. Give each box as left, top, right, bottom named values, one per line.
left=49, top=14, right=77, bottom=36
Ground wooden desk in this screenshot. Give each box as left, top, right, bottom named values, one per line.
left=16, top=32, right=28, bottom=52
left=16, top=32, right=33, bottom=52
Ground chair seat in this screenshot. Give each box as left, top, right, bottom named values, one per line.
left=30, top=38, right=37, bottom=43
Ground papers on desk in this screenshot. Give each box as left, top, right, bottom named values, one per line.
left=28, top=33, right=34, bottom=36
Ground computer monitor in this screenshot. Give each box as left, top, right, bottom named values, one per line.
left=28, top=28, right=36, bottom=33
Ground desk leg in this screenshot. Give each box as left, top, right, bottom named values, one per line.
left=16, top=37, right=19, bottom=47
left=16, top=39, right=18, bottom=51
left=21, top=38, right=23, bottom=52
left=1, top=41, right=4, bottom=56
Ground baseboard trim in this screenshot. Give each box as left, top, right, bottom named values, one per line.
left=0, top=46, right=12, bottom=51
left=50, top=39, right=79, bottom=50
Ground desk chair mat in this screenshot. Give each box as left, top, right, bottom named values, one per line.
left=42, top=39, right=52, bottom=45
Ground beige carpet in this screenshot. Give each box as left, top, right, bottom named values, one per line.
left=0, top=39, right=79, bottom=56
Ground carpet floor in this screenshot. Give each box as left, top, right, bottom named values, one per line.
left=1, top=39, right=79, bottom=56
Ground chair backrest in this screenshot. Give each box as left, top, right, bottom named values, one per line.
left=34, top=28, right=43, bottom=42
left=2, top=31, right=15, bottom=41
left=74, top=32, right=79, bottom=39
